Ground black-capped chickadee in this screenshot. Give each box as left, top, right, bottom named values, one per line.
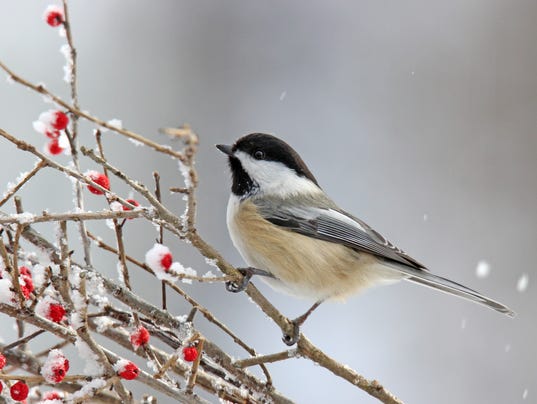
left=217, top=133, right=514, bottom=345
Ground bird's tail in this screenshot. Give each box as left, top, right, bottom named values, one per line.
left=393, top=265, right=515, bottom=317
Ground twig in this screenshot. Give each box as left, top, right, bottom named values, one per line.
left=154, top=172, right=167, bottom=310
left=0, top=160, right=47, bottom=208
left=298, top=336, right=403, bottom=404
left=0, top=60, right=186, bottom=161
left=234, top=350, right=297, bottom=369
left=186, top=338, right=204, bottom=393
left=0, top=344, right=121, bottom=403
left=8, top=224, right=27, bottom=307
left=0, top=374, right=88, bottom=383
left=56, top=221, right=131, bottom=401
left=87, top=231, right=231, bottom=284
left=71, top=376, right=120, bottom=404
left=0, top=128, right=153, bottom=223
left=91, top=319, right=288, bottom=403
left=1, top=329, right=46, bottom=351
left=57, top=2, right=91, bottom=267
left=0, top=209, right=143, bottom=225
left=102, top=347, right=208, bottom=404
left=0, top=237, right=25, bottom=305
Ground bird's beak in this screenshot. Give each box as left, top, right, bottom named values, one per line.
left=216, top=144, right=233, bottom=156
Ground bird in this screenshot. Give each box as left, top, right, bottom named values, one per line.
left=216, top=133, right=514, bottom=345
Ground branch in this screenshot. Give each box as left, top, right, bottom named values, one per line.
left=0, top=60, right=186, bottom=161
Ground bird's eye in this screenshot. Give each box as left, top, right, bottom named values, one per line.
left=254, top=150, right=265, bottom=160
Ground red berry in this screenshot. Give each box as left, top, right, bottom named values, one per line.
left=19, top=267, right=34, bottom=299
left=122, top=199, right=140, bottom=220
left=10, top=381, right=29, bottom=401
left=19, top=266, right=31, bottom=277
left=50, top=358, right=70, bottom=383
left=44, top=6, right=64, bottom=27
left=182, top=346, right=198, bottom=362
left=86, top=171, right=110, bottom=195
left=43, top=391, right=62, bottom=400
left=0, top=381, right=2, bottom=394
left=0, top=353, right=6, bottom=369
left=160, top=253, right=172, bottom=271
left=47, top=138, right=64, bottom=155
left=130, top=326, right=150, bottom=348
left=51, top=111, right=69, bottom=130
left=122, top=199, right=140, bottom=211
left=48, top=303, right=66, bottom=323
left=118, top=361, right=139, bottom=380
left=42, top=351, right=69, bottom=384
left=45, top=129, right=61, bottom=139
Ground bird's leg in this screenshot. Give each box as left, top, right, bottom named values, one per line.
left=282, top=300, right=324, bottom=346
left=225, top=267, right=275, bottom=293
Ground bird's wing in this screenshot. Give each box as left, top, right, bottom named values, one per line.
left=254, top=196, right=515, bottom=317
left=255, top=196, right=426, bottom=270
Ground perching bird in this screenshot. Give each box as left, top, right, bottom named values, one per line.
left=217, top=133, right=514, bottom=345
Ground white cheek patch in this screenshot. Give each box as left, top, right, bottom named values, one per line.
left=234, top=151, right=320, bottom=198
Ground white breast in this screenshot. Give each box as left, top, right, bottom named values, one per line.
left=226, top=194, right=249, bottom=259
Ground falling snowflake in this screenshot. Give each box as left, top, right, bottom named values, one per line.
left=475, top=260, right=490, bottom=279
left=517, top=274, right=529, bottom=292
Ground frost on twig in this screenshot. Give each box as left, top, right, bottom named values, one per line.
left=0, top=2, right=405, bottom=404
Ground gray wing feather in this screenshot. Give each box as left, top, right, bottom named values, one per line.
left=255, top=195, right=425, bottom=269
left=254, top=195, right=515, bottom=317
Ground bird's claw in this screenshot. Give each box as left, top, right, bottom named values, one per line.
left=281, top=301, right=322, bottom=346
left=225, top=268, right=253, bottom=293
left=225, top=267, right=275, bottom=293
left=282, top=319, right=301, bottom=346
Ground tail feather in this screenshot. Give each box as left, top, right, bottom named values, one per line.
left=392, top=265, right=515, bottom=317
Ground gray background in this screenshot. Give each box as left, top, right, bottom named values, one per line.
left=1, top=1, right=535, bottom=403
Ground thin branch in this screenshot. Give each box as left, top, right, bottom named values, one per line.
left=1, top=329, right=46, bottom=351
left=0, top=344, right=122, bottom=403
left=0, top=160, right=47, bottom=208
left=0, top=374, right=88, bottom=383
left=87, top=231, right=231, bottom=284
left=0, top=209, right=143, bottom=225
left=186, top=338, right=204, bottom=393
left=56, top=221, right=131, bottom=401
left=0, top=60, right=186, bottom=161
left=234, top=350, right=297, bottom=369
left=298, top=336, right=403, bottom=404
left=56, top=2, right=91, bottom=267
left=154, top=172, right=167, bottom=310
left=7, top=225, right=27, bottom=306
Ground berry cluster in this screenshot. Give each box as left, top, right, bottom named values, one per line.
left=33, top=110, right=69, bottom=156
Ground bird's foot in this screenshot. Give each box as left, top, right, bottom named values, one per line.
left=281, top=300, right=323, bottom=346
left=282, top=318, right=302, bottom=346
left=225, top=267, right=275, bottom=293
